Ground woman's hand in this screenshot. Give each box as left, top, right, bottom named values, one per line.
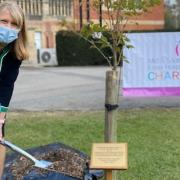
left=0, top=113, right=5, bottom=141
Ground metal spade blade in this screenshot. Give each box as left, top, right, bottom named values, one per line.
left=0, top=140, right=53, bottom=169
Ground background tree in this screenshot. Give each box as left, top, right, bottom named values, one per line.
left=165, top=7, right=176, bottom=29
left=176, top=0, right=180, bottom=28
left=165, top=0, right=180, bottom=30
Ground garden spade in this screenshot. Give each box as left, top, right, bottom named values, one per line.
left=0, top=140, right=53, bottom=169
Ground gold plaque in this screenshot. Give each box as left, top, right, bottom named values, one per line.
left=90, top=143, right=128, bottom=170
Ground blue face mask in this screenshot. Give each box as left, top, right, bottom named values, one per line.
left=0, top=26, right=19, bottom=44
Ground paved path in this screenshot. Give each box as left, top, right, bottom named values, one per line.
left=10, top=66, right=180, bottom=111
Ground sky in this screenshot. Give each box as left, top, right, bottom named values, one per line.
left=169, top=0, right=176, bottom=4
left=165, top=0, right=176, bottom=5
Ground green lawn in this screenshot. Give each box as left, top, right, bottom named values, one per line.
left=5, top=108, right=180, bottom=180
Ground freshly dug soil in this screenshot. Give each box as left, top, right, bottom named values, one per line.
left=4, top=143, right=89, bottom=180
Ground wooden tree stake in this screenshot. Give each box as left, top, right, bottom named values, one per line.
left=105, top=70, right=119, bottom=180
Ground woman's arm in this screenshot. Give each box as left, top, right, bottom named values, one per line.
left=0, top=54, right=22, bottom=140
left=0, top=112, right=5, bottom=140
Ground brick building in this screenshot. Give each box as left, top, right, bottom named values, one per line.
left=0, top=0, right=165, bottom=62
left=75, top=0, right=165, bottom=30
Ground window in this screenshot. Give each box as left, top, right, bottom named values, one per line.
left=17, top=0, right=43, bottom=18
left=49, top=0, right=72, bottom=17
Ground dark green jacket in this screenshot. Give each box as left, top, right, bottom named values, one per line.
left=0, top=46, right=21, bottom=112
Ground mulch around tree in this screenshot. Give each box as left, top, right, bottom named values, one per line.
left=3, top=143, right=89, bottom=180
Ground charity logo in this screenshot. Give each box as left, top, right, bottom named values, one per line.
left=176, top=41, right=180, bottom=56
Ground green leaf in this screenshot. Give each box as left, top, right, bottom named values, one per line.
left=126, top=45, right=134, bottom=49
left=123, top=59, right=129, bottom=63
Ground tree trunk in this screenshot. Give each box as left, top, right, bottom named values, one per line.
left=105, top=70, right=119, bottom=180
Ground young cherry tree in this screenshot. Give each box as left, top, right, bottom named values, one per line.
left=81, top=0, right=161, bottom=70
left=81, top=1, right=161, bottom=179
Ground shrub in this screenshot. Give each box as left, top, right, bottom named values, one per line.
left=56, top=31, right=108, bottom=66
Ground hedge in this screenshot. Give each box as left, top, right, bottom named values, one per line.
left=56, top=31, right=109, bottom=66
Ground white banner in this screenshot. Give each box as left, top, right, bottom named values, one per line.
left=123, top=32, right=180, bottom=96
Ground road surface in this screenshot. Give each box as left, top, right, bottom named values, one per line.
left=10, top=66, right=180, bottom=111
